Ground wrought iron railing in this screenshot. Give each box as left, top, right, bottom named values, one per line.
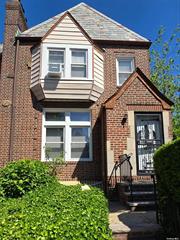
left=151, top=174, right=159, bottom=223
left=108, top=154, right=133, bottom=201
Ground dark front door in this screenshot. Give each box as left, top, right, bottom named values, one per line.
left=135, top=113, right=163, bottom=175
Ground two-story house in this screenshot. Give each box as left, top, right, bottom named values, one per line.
left=0, top=0, right=173, bottom=189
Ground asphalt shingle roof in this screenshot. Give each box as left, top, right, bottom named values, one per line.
left=19, top=3, right=149, bottom=42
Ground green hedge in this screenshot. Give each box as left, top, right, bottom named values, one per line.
left=0, top=182, right=112, bottom=240
left=0, top=159, right=56, bottom=198
left=154, top=138, right=180, bottom=237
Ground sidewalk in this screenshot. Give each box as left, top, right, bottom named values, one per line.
left=109, top=201, right=161, bottom=239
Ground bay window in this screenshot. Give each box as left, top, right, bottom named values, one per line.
left=43, top=44, right=92, bottom=79
left=42, top=109, right=91, bottom=161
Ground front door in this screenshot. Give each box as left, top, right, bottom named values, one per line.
left=135, top=113, right=163, bottom=175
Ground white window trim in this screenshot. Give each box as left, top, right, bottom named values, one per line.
left=41, top=108, right=92, bottom=162
left=116, top=57, right=135, bottom=86
left=41, top=43, right=93, bottom=80
left=71, top=49, right=88, bottom=78
left=48, top=48, right=65, bottom=76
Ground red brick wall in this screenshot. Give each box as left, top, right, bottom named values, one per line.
left=0, top=2, right=170, bottom=181
left=0, top=1, right=27, bottom=167
left=105, top=77, right=163, bottom=162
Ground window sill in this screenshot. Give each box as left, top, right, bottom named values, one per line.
left=42, top=159, right=93, bottom=163
left=41, top=77, right=93, bottom=81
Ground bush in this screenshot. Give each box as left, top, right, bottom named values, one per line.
left=0, top=159, right=56, bottom=198
left=154, top=138, right=180, bottom=237
left=0, top=182, right=112, bottom=240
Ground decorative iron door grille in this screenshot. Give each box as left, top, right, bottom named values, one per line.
left=135, top=113, right=163, bottom=175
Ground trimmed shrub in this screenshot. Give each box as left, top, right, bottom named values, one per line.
left=0, top=159, right=56, bottom=198
left=154, top=138, right=180, bottom=237
left=0, top=182, right=112, bottom=240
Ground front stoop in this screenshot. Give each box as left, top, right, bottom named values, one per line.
left=109, top=202, right=161, bottom=240
left=112, top=225, right=161, bottom=240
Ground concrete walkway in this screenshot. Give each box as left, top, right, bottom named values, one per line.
left=109, top=201, right=161, bottom=239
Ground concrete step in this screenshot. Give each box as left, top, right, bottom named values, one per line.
left=127, top=201, right=155, bottom=206
left=124, top=191, right=154, bottom=195
left=124, top=191, right=155, bottom=202
left=121, top=182, right=154, bottom=192
left=127, top=201, right=155, bottom=211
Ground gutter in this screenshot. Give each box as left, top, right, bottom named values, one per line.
left=94, top=39, right=152, bottom=48
left=9, top=39, right=20, bottom=162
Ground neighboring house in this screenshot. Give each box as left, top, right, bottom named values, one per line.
left=0, top=0, right=173, bottom=186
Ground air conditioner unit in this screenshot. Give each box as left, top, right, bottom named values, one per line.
left=48, top=71, right=62, bottom=78
left=48, top=65, right=62, bottom=78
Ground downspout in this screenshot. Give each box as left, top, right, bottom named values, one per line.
left=9, top=39, right=20, bottom=162
left=101, top=106, right=108, bottom=195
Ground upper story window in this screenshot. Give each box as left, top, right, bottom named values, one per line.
left=117, top=58, right=135, bottom=85
left=48, top=50, right=64, bottom=76
left=42, top=44, right=93, bottom=80
left=71, top=49, right=87, bottom=78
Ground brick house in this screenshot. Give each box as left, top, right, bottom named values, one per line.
left=0, top=0, right=173, bottom=189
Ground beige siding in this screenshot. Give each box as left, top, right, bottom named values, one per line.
left=31, top=46, right=41, bottom=87
left=41, top=79, right=92, bottom=100
left=40, top=78, right=104, bottom=101
left=93, top=48, right=104, bottom=89
left=43, top=15, right=90, bottom=45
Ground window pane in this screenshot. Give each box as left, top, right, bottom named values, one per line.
left=46, top=128, right=63, bottom=142
left=70, top=112, right=90, bottom=121
left=71, top=65, right=86, bottom=77
left=49, top=51, right=64, bottom=64
left=45, top=112, right=65, bottom=121
left=72, top=50, right=86, bottom=64
left=45, top=143, right=64, bottom=160
left=119, top=59, right=132, bottom=72
left=72, top=127, right=89, bottom=142
left=118, top=73, right=130, bottom=85
left=71, top=143, right=89, bottom=159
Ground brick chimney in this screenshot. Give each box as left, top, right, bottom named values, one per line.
left=0, top=0, right=28, bottom=165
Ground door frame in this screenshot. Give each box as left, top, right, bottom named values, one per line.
left=134, top=112, right=164, bottom=176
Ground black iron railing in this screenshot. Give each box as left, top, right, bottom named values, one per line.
left=151, top=174, right=159, bottom=224
left=108, top=154, right=133, bottom=201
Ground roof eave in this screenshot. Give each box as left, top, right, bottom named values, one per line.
left=15, top=36, right=42, bottom=43
left=16, top=36, right=151, bottom=48
left=94, top=39, right=151, bottom=48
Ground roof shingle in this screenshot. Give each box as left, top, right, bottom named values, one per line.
left=19, top=3, right=149, bottom=42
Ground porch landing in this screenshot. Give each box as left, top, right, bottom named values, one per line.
left=109, top=201, right=161, bottom=240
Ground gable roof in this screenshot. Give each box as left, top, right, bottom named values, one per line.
left=104, top=68, right=173, bottom=110
left=19, top=3, right=150, bottom=43
left=42, top=11, right=93, bottom=44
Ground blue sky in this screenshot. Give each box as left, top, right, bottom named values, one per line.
left=0, top=0, right=179, bottom=44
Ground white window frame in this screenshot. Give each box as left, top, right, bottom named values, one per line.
left=41, top=108, right=92, bottom=162
left=41, top=43, right=93, bottom=80
left=70, top=49, right=88, bottom=78
left=116, top=57, right=135, bottom=86
left=48, top=48, right=65, bottom=76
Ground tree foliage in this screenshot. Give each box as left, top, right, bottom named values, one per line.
left=150, top=25, right=180, bottom=138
